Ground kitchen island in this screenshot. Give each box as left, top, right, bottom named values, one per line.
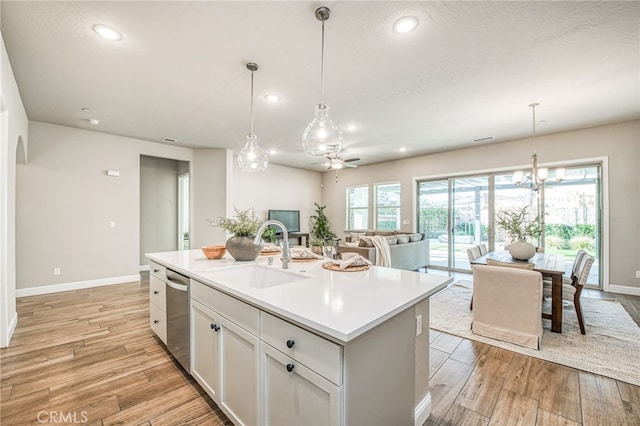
left=147, top=249, right=451, bottom=426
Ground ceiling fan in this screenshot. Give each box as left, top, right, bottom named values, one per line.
left=313, top=155, right=360, bottom=170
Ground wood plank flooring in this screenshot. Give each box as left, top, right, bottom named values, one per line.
left=1, top=273, right=639, bottom=425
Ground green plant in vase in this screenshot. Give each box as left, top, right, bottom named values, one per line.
left=207, top=207, right=264, bottom=261
left=495, top=206, right=543, bottom=260
left=309, top=202, right=336, bottom=253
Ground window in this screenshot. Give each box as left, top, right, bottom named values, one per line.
left=375, top=182, right=401, bottom=230
left=346, top=185, right=369, bottom=230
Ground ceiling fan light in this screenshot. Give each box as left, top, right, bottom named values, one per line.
left=302, top=104, right=342, bottom=156
left=237, top=134, right=268, bottom=172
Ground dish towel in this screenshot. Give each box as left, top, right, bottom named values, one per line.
left=371, top=235, right=391, bottom=267
left=327, top=254, right=372, bottom=270
left=290, top=248, right=323, bottom=259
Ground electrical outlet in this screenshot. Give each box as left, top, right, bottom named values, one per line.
left=636, top=271, right=640, bottom=279
left=402, top=219, right=410, bottom=225
left=53, top=267, right=61, bottom=276
left=416, top=315, right=422, bottom=336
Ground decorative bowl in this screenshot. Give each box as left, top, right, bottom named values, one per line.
left=201, top=245, right=226, bottom=259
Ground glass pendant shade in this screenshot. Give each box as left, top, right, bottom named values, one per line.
left=302, top=103, right=343, bottom=156
left=237, top=133, right=268, bottom=172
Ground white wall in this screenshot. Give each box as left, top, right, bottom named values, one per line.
left=0, top=32, right=28, bottom=347
left=231, top=160, right=323, bottom=234
left=16, top=122, right=194, bottom=293
left=322, top=120, right=640, bottom=290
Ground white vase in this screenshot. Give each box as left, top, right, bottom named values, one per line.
left=508, top=240, right=536, bottom=260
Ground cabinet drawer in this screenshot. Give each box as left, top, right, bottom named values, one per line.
left=150, top=303, right=167, bottom=344
left=191, top=279, right=259, bottom=336
left=149, top=275, right=166, bottom=311
left=149, top=262, right=166, bottom=281
left=261, top=312, right=342, bottom=385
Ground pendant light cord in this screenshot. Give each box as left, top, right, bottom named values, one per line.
left=250, top=68, right=255, bottom=135
left=531, top=103, right=537, bottom=153
left=320, top=20, right=326, bottom=105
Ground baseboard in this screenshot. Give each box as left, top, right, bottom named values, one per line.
left=140, top=264, right=150, bottom=272
left=414, top=392, right=432, bottom=426
left=608, top=284, right=640, bottom=296
left=16, top=274, right=141, bottom=297
left=0, top=312, right=18, bottom=348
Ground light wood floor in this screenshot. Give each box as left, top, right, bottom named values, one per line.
left=1, top=275, right=638, bottom=426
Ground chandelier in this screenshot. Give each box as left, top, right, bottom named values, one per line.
left=237, top=62, right=269, bottom=172
left=302, top=6, right=343, bottom=157
left=513, top=103, right=564, bottom=191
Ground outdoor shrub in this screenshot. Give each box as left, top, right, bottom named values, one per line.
left=569, top=236, right=595, bottom=251
left=545, top=223, right=574, bottom=241
left=574, top=224, right=595, bottom=238
left=545, top=235, right=566, bottom=250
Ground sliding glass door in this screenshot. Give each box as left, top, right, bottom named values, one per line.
left=417, top=164, right=602, bottom=286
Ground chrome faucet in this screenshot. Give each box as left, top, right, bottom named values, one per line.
left=254, top=220, right=290, bottom=269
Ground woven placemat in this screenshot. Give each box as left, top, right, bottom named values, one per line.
left=322, top=262, right=370, bottom=272
left=291, top=257, right=319, bottom=263
left=259, top=250, right=281, bottom=256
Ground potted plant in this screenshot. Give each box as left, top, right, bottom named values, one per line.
left=495, top=206, right=543, bottom=260
left=309, top=202, right=337, bottom=254
left=208, top=207, right=264, bottom=261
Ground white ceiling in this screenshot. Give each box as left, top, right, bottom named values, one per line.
left=2, top=1, right=638, bottom=171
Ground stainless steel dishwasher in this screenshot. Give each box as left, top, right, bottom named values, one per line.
left=165, top=269, right=190, bottom=372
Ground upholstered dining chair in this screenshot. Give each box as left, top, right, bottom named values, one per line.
left=466, top=245, right=482, bottom=263
left=472, top=265, right=544, bottom=349
left=486, top=257, right=535, bottom=270
left=479, top=244, right=488, bottom=255
left=543, top=253, right=594, bottom=334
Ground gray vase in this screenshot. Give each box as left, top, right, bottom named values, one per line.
left=226, top=235, right=263, bottom=261
left=508, top=240, right=536, bottom=261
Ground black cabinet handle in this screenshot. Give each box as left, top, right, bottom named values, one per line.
left=153, top=269, right=159, bottom=273
left=153, top=291, right=159, bottom=295
left=286, top=339, right=295, bottom=348
left=286, top=363, right=295, bottom=373
left=211, top=323, right=220, bottom=332
left=153, top=320, right=159, bottom=324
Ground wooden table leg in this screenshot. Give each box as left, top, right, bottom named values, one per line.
left=551, top=273, right=563, bottom=333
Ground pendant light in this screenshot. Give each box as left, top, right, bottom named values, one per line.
left=302, top=6, right=343, bottom=157
left=514, top=103, right=547, bottom=191
left=237, top=62, right=269, bottom=172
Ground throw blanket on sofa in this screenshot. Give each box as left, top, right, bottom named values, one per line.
left=371, top=235, right=392, bottom=267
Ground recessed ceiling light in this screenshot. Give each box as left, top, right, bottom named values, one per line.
left=399, top=147, right=408, bottom=153
left=269, top=149, right=277, bottom=155
left=82, top=108, right=92, bottom=113
left=93, top=24, right=122, bottom=41
left=88, top=118, right=100, bottom=125
left=393, top=17, right=418, bottom=34
left=344, top=124, right=358, bottom=131
left=264, top=94, right=281, bottom=103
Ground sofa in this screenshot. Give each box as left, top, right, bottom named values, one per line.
left=337, top=231, right=430, bottom=271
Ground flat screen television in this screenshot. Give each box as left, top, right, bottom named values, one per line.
left=268, top=209, right=300, bottom=233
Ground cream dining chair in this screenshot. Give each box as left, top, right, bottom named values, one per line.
left=472, top=264, right=544, bottom=349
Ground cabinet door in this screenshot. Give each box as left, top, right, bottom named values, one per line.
left=261, top=343, right=341, bottom=426
left=191, top=300, right=220, bottom=401
left=219, top=316, right=260, bottom=426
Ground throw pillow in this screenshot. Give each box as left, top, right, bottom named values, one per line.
left=408, top=233, right=423, bottom=242
left=350, top=232, right=366, bottom=242
left=396, top=234, right=409, bottom=244
left=385, top=235, right=398, bottom=245
left=359, top=236, right=374, bottom=247
left=344, top=241, right=359, bottom=247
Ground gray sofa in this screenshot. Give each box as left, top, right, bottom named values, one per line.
left=337, top=232, right=430, bottom=271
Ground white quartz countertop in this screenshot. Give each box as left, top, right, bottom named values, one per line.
left=147, top=249, right=451, bottom=344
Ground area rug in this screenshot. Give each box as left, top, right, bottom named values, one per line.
left=429, top=280, right=640, bottom=386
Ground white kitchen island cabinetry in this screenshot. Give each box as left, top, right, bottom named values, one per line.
left=191, top=279, right=260, bottom=426
left=147, top=249, right=451, bottom=426
left=148, top=261, right=167, bottom=344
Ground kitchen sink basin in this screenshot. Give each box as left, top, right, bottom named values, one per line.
left=205, top=264, right=311, bottom=289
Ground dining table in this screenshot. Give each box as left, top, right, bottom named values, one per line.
left=471, top=250, right=567, bottom=333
